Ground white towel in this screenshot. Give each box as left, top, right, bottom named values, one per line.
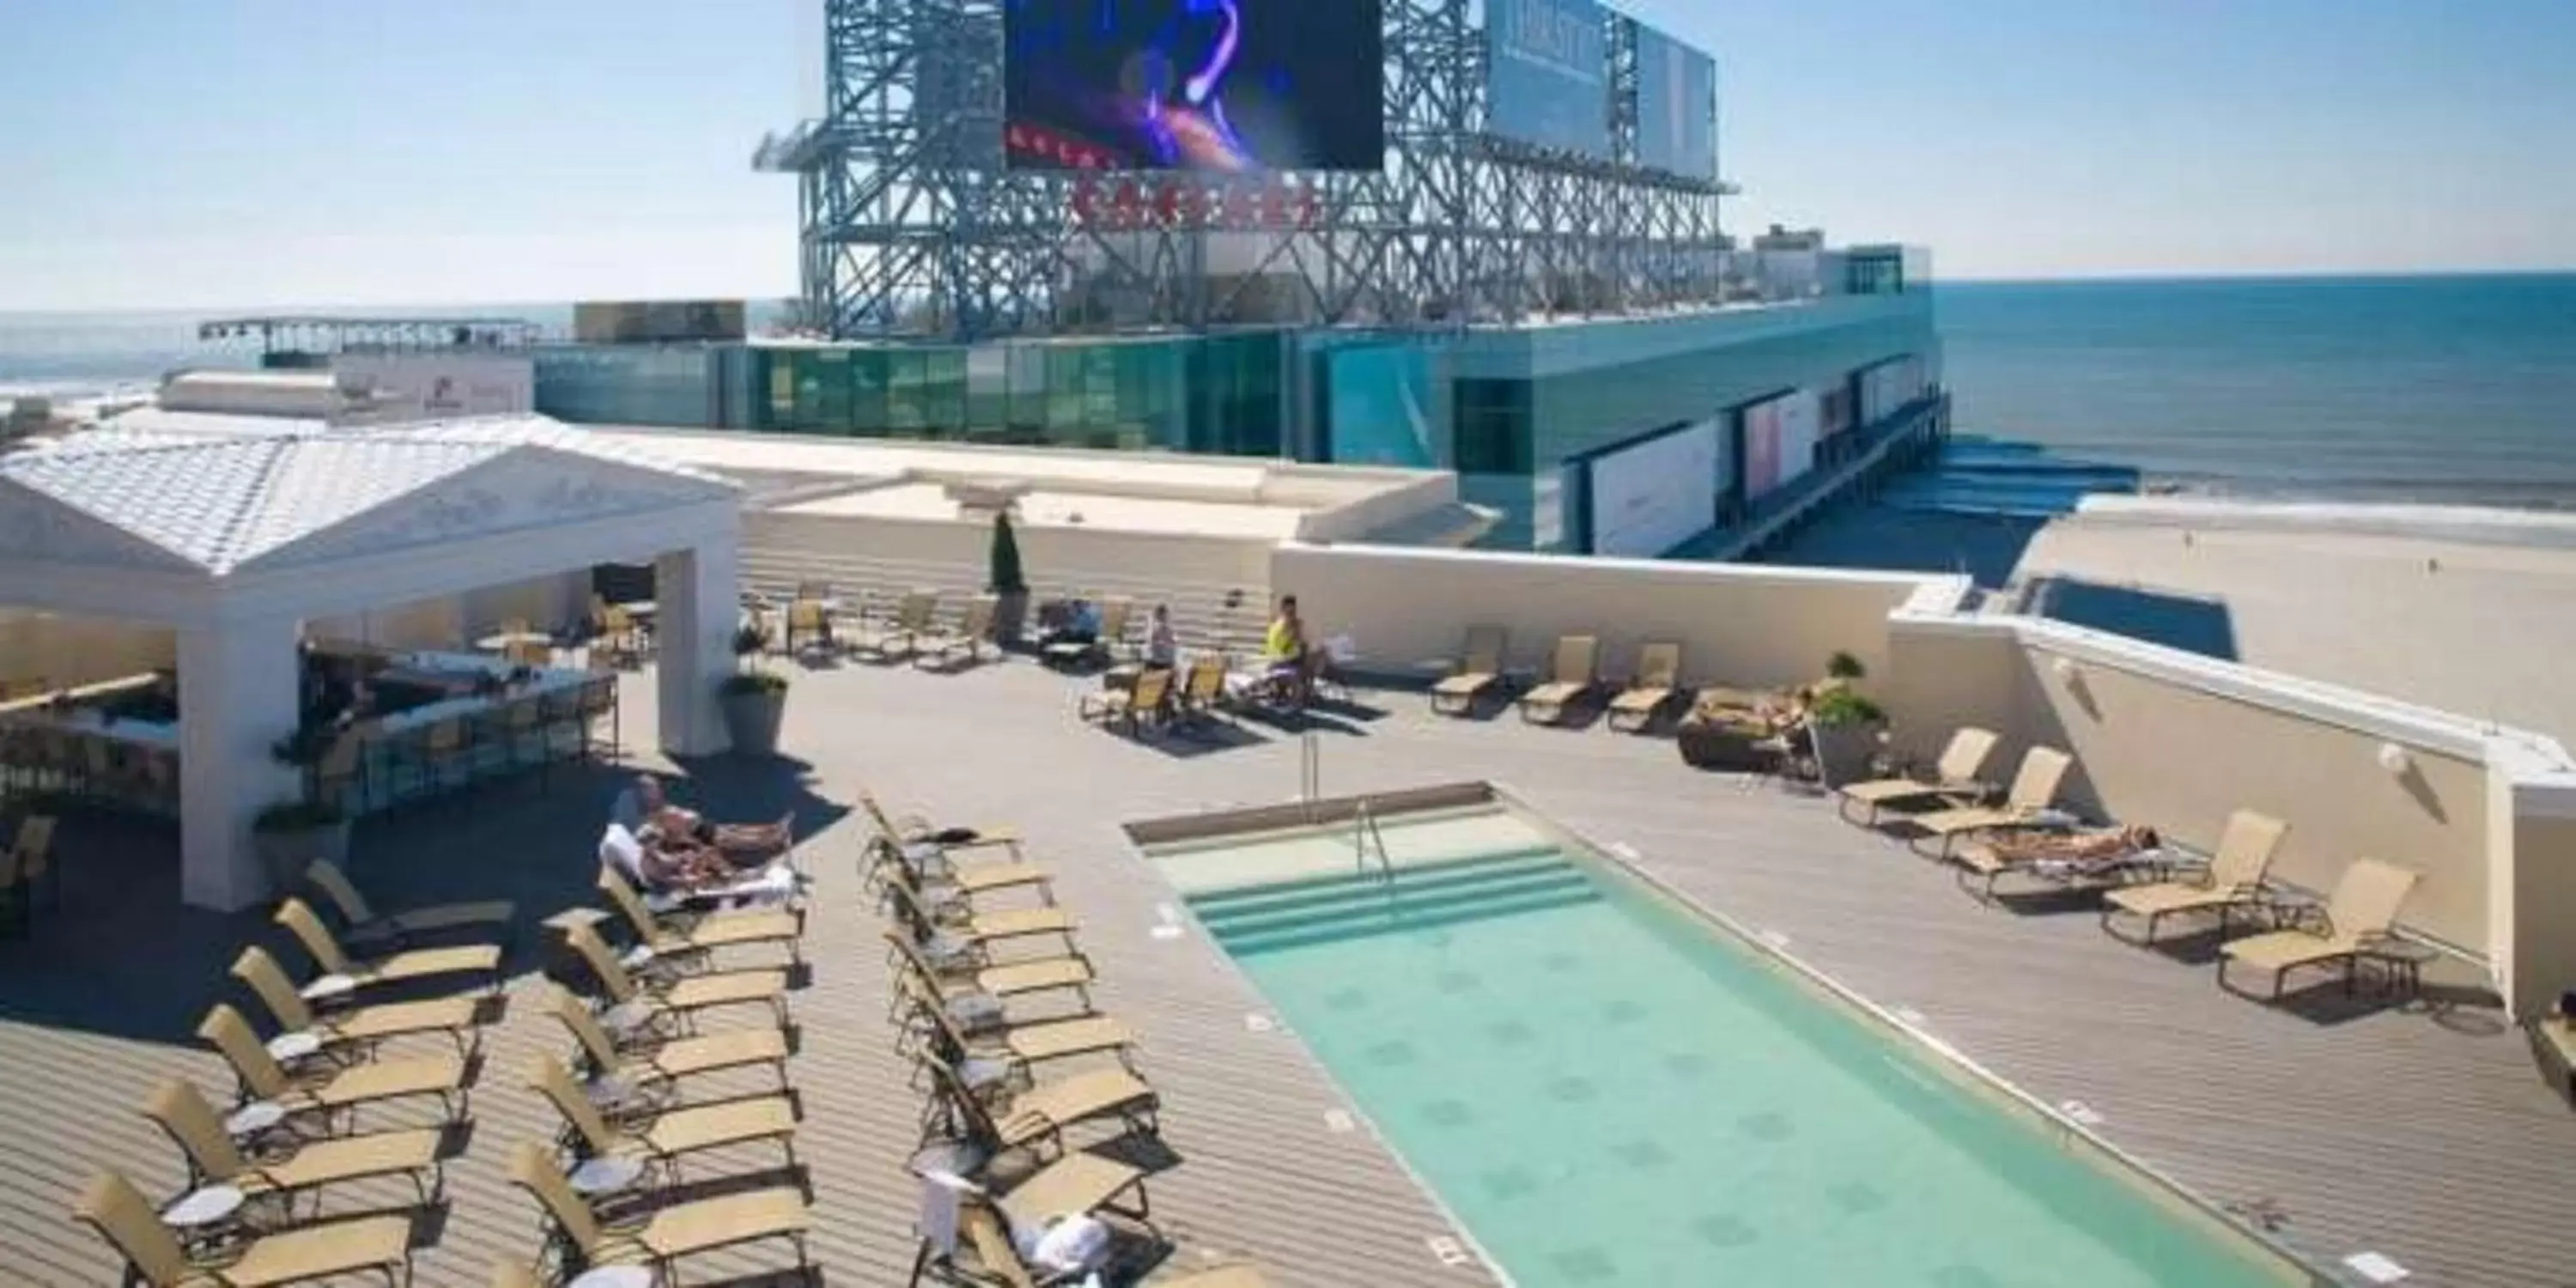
left=1015, top=1212, right=1111, bottom=1275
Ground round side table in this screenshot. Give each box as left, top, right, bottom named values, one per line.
left=569, top=1156, right=647, bottom=1198
left=163, top=1183, right=246, bottom=1256
left=266, top=1030, right=325, bottom=1069
left=567, top=1267, right=655, bottom=1288
left=300, top=974, right=358, bottom=1005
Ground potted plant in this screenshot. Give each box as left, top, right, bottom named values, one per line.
left=252, top=799, right=349, bottom=895
left=987, top=507, right=1032, bottom=647
left=720, top=621, right=788, bottom=756
left=1804, top=653, right=1886, bottom=788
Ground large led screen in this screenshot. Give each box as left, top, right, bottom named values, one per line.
left=1325, top=343, right=1437, bottom=468
left=1003, top=0, right=1387, bottom=172
left=1634, top=22, right=1716, bottom=179
left=1485, top=0, right=1611, bottom=159
left=1587, top=418, right=1722, bottom=557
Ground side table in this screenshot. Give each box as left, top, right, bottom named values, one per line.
left=163, top=1183, right=247, bottom=1257
left=2357, top=937, right=2440, bottom=1002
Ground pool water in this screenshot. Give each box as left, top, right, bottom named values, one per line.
left=1157, top=810, right=2296, bottom=1288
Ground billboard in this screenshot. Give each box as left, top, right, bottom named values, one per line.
left=1586, top=418, right=1721, bottom=557
left=1741, top=389, right=1819, bottom=500
left=1485, top=0, right=1610, bottom=159
left=1633, top=23, right=1716, bottom=179
left=1002, top=0, right=1387, bottom=172
left=1858, top=355, right=1927, bottom=425
left=1776, top=389, right=1820, bottom=489
left=574, top=301, right=748, bottom=344
left=1323, top=343, right=1437, bottom=468
left=331, top=351, right=533, bottom=426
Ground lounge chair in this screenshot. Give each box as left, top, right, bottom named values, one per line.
left=897, top=962, right=1139, bottom=1078
left=198, top=1004, right=471, bottom=1124
left=2099, top=810, right=2288, bottom=945
left=884, top=865, right=1082, bottom=958
left=783, top=598, right=837, bottom=659
left=1430, top=626, right=1509, bottom=716
left=304, top=860, right=515, bottom=951
left=507, top=1141, right=811, bottom=1281
left=1517, top=635, right=1601, bottom=726
left=232, top=945, right=483, bottom=1060
left=1835, top=726, right=2002, bottom=825
left=73, top=1170, right=415, bottom=1288
left=906, top=1157, right=1158, bottom=1288
left=1902, top=746, right=2076, bottom=859
left=1079, top=665, right=1173, bottom=734
left=1174, top=654, right=1231, bottom=726
left=273, top=898, right=503, bottom=1001
left=2218, top=859, right=2421, bottom=999
left=853, top=592, right=938, bottom=662
left=858, top=788, right=1024, bottom=854
left=562, top=920, right=793, bottom=1036
left=917, top=596, right=999, bottom=670
left=526, top=1053, right=799, bottom=1181
left=1606, top=642, right=1688, bottom=732
left=598, top=867, right=805, bottom=967
left=547, top=985, right=793, bottom=1097
left=866, top=834, right=1057, bottom=908
left=921, top=1051, right=1158, bottom=1158
left=886, top=929, right=1096, bottom=1017
left=143, top=1077, right=447, bottom=1207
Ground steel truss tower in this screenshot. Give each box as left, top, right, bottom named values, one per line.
left=756, top=0, right=1732, bottom=342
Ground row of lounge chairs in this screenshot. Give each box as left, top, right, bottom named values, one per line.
left=74, top=863, right=519, bottom=1287
left=1836, top=727, right=2428, bottom=1001
left=856, top=792, right=1269, bottom=1287
left=778, top=590, right=998, bottom=671
left=1429, top=628, right=1706, bottom=730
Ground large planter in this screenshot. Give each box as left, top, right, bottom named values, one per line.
left=254, top=819, right=351, bottom=898
left=991, top=590, right=1030, bottom=648
left=1809, top=720, right=1885, bottom=790
left=720, top=684, right=787, bottom=756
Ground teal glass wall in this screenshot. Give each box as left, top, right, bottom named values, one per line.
left=533, top=345, right=724, bottom=427
left=748, top=332, right=1288, bottom=457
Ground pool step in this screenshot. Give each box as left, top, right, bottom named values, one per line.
left=1189, top=851, right=1601, bottom=957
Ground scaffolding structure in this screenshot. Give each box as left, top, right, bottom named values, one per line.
left=755, top=0, right=1733, bottom=342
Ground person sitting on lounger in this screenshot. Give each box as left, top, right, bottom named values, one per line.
left=600, top=819, right=729, bottom=894
left=1145, top=604, right=1177, bottom=672
left=1263, top=595, right=1315, bottom=708
left=1038, top=599, right=1102, bottom=653
left=613, top=775, right=712, bottom=844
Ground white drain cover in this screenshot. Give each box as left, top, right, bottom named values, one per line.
left=1323, top=1109, right=1356, bottom=1133
left=2058, top=1099, right=2105, bottom=1127
left=1244, top=1013, right=1276, bottom=1033
left=1426, top=1236, right=1471, bottom=1267
left=2342, top=1252, right=2409, bottom=1283
left=1149, top=924, right=1184, bottom=940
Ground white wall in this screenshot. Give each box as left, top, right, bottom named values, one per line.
left=1587, top=420, right=1721, bottom=558
left=331, top=351, right=535, bottom=425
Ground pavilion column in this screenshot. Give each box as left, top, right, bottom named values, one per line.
left=177, top=616, right=306, bottom=911
left=656, top=540, right=740, bottom=756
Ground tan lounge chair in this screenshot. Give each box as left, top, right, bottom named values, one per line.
left=1606, top=642, right=1689, bottom=732
left=907, top=1154, right=1158, bottom=1288
left=527, top=1053, right=799, bottom=1181
left=274, top=898, right=502, bottom=1000
left=884, top=866, right=1080, bottom=958
left=143, top=1077, right=446, bottom=1207
left=1079, top=665, right=1173, bottom=733
left=1176, top=653, right=1231, bottom=726
left=232, top=945, right=483, bottom=1060
left=858, top=788, right=1024, bottom=855
left=1904, top=746, right=2075, bottom=859
left=1430, top=626, right=1508, bottom=716
left=886, top=929, right=1096, bottom=1016
left=2219, top=859, right=2421, bottom=999
left=1836, top=726, right=2002, bottom=825
left=199, top=1004, right=471, bottom=1124
left=1042, top=596, right=1136, bottom=669
left=898, top=963, right=1138, bottom=1078
left=1517, top=635, right=1601, bottom=726
left=598, top=867, right=805, bottom=967
left=914, top=595, right=999, bottom=671
left=507, top=1141, right=810, bottom=1281
left=2100, top=811, right=2288, bottom=945
left=305, top=859, right=514, bottom=951
left=783, top=598, right=838, bottom=659
left=563, top=920, right=793, bottom=1035
left=547, top=986, right=793, bottom=1097
left=853, top=591, right=938, bottom=661
left=74, top=1170, right=414, bottom=1288
left=922, top=1051, right=1158, bottom=1157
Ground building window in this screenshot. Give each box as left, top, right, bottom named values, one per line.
left=1453, top=379, right=1532, bottom=475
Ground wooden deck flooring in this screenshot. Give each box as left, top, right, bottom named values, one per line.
left=3, top=655, right=2572, bottom=1287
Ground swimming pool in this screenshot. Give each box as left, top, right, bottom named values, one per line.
left=1135, top=789, right=2315, bottom=1288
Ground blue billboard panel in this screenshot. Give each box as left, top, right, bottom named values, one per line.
left=1003, top=0, right=1387, bottom=173
left=1324, top=343, right=1437, bottom=467
left=1485, top=0, right=1610, bottom=159
left=1634, top=23, right=1716, bottom=179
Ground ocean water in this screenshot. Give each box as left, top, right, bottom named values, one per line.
left=8, top=275, right=2574, bottom=502
left=1938, top=274, right=2576, bottom=504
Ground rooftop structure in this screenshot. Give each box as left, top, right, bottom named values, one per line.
left=196, top=315, right=543, bottom=368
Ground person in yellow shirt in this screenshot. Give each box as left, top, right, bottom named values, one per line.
left=1263, top=595, right=1313, bottom=708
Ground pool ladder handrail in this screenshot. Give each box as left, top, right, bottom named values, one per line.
left=1354, top=799, right=1394, bottom=889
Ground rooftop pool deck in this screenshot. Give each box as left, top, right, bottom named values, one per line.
left=2, top=658, right=2571, bottom=1286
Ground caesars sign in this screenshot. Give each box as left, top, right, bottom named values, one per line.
left=331, top=352, right=535, bottom=425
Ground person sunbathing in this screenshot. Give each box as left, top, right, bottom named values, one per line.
left=1988, top=823, right=2161, bottom=863
left=601, top=818, right=731, bottom=895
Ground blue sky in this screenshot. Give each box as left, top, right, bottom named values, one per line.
left=0, top=0, right=2569, bottom=309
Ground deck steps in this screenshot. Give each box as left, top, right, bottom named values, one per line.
left=1188, top=849, right=1599, bottom=956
